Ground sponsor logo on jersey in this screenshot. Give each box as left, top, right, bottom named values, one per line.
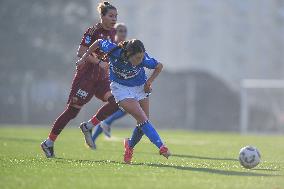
left=85, top=35, right=91, bottom=44
left=76, top=89, right=88, bottom=99
left=111, top=64, right=142, bottom=80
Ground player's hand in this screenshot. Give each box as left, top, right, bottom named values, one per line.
left=144, top=81, right=152, bottom=93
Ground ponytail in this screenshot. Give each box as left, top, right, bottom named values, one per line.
left=97, top=1, right=116, bottom=16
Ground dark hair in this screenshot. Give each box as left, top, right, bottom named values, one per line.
left=104, top=39, right=145, bottom=61
left=97, top=1, right=116, bottom=16
left=120, top=39, right=145, bottom=59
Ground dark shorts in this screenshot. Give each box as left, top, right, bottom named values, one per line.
left=67, top=66, right=111, bottom=107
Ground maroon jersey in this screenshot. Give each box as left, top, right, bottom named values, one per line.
left=67, top=24, right=116, bottom=106
left=80, top=23, right=116, bottom=59
left=78, top=23, right=116, bottom=80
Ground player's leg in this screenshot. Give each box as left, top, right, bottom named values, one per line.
left=126, top=98, right=149, bottom=149
left=80, top=93, right=119, bottom=148
left=91, top=123, right=103, bottom=144
left=90, top=103, right=124, bottom=145
left=138, top=97, right=170, bottom=158
left=92, top=108, right=126, bottom=142
left=80, top=81, right=120, bottom=148
left=120, top=98, right=170, bottom=163
left=41, top=104, right=81, bottom=158
left=100, top=108, right=126, bottom=137
left=41, top=74, right=94, bottom=158
left=122, top=99, right=163, bottom=148
left=119, top=98, right=145, bottom=163
left=104, top=108, right=126, bottom=126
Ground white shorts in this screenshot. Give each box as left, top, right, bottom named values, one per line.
left=110, top=81, right=150, bottom=103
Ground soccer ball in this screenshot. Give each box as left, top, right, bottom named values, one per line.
left=239, top=146, right=261, bottom=169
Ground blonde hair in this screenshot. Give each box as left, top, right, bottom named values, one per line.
left=97, top=1, right=116, bottom=16
left=115, top=23, right=127, bottom=30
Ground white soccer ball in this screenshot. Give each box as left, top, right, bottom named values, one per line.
left=239, top=146, right=261, bottom=169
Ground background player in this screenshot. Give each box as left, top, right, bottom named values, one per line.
left=114, top=23, right=127, bottom=43
left=41, top=1, right=119, bottom=158
left=77, top=39, right=171, bottom=163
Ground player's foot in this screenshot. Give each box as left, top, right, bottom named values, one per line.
left=41, top=140, right=55, bottom=158
left=79, top=122, right=95, bottom=149
left=101, top=121, right=111, bottom=138
left=123, top=138, right=133, bottom=164
left=159, top=145, right=171, bottom=159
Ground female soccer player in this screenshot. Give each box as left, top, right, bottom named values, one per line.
left=91, top=23, right=128, bottom=143
left=115, top=23, right=127, bottom=43
left=77, top=39, right=171, bottom=163
left=40, top=1, right=120, bottom=158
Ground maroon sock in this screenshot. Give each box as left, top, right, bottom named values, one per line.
left=48, top=105, right=80, bottom=141
left=90, top=96, right=119, bottom=125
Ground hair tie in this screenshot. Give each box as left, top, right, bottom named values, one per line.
left=104, top=1, right=110, bottom=6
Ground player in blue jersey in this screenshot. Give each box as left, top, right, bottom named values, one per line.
left=77, top=39, right=171, bottom=163
left=91, top=23, right=128, bottom=144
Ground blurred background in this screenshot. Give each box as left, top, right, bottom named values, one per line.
left=0, top=0, right=283, bottom=133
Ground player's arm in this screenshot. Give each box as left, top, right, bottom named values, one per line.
left=77, top=39, right=117, bottom=69
left=144, top=62, right=163, bottom=93
left=76, top=39, right=102, bottom=65
left=77, top=45, right=88, bottom=58
left=143, top=53, right=163, bottom=93
left=76, top=45, right=99, bottom=70
left=147, top=62, right=163, bottom=84
left=76, top=26, right=98, bottom=65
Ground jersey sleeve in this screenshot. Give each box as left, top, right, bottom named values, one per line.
left=79, top=27, right=96, bottom=47
left=98, top=39, right=118, bottom=53
left=141, top=52, right=158, bottom=69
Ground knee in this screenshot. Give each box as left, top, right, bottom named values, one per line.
left=103, top=91, right=113, bottom=102
left=69, top=97, right=82, bottom=109
left=108, top=96, right=119, bottom=110
left=135, top=114, right=148, bottom=124
left=66, top=105, right=80, bottom=119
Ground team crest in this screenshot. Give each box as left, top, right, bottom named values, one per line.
left=85, top=35, right=91, bottom=44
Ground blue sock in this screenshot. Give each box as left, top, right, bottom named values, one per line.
left=129, top=126, right=144, bottom=148
left=140, top=120, right=163, bottom=149
left=104, top=109, right=126, bottom=125
left=92, top=125, right=103, bottom=143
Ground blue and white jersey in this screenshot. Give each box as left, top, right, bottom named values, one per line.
left=98, top=39, right=158, bottom=87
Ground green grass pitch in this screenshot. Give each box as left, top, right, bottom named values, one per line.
left=0, top=126, right=283, bottom=189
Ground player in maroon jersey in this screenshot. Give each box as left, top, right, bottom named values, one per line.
left=41, top=1, right=119, bottom=158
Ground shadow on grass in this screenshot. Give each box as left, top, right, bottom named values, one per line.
left=134, top=150, right=238, bottom=162
left=171, top=154, right=238, bottom=161
left=0, top=136, right=39, bottom=143
left=132, top=162, right=280, bottom=177
left=54, top=158, right=280, bottom=177
left=253, top=168, right=281, bottom=172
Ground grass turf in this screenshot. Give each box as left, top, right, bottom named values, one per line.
left=0, top=126, right=283, bottom=189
